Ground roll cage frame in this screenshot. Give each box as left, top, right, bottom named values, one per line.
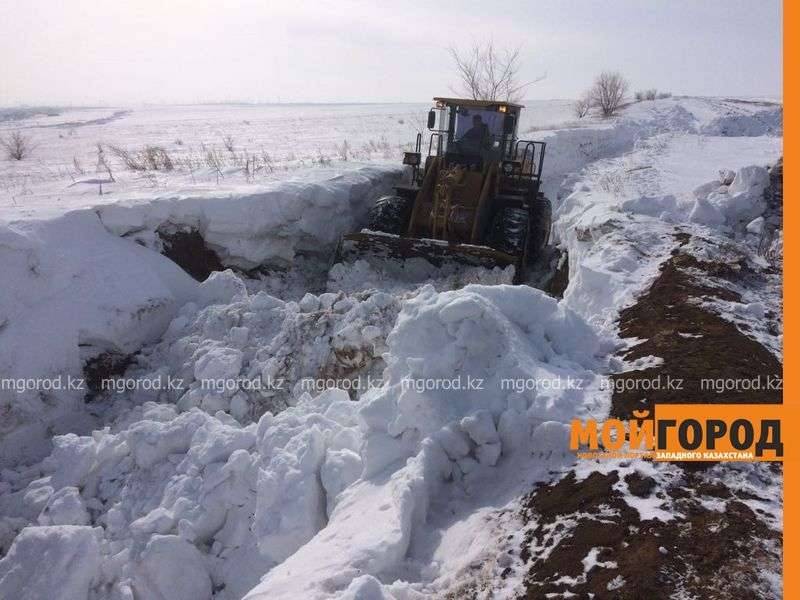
left=402, top=97, right=546, bottom=194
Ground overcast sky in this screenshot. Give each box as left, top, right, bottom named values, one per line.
left=0, top=0, right=782, bottom=106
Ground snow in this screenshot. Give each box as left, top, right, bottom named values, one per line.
left=0, top=165, right=398, bottom=469
left=95, top=165, right=400, bottom=269
left=0, top=280, right=599, bottom=599
left=0, top=101, right=577, bottom=221
left=134, top=535, right=213, bottom=600
left=0, top=95, right=783, bottom=599
left=245, top=284, right=600, bottom=599
left=582, top=546, right=618, bottom=572
left=0, top=525, right=101, bottom=600
left=0, top=211, right=198, bottom=468
left=686, top=164, right=771, bottom=227
left=552, top=125, right=780, bottom=332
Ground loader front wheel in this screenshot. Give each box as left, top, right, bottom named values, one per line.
left=368, top=195, right=412, bottom=235
left=530, top=193, right=552, bottom=253
left=488, top=207, right=529, bottom=256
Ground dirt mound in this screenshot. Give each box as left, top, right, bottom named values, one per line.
left=516, top=229, right=782, bottom=599
left=517, top=467, right=781, bottom=600
left=610, top=234, right=782, bottom=418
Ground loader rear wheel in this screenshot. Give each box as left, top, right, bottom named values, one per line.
left=530, top=193, right=552, bottom=253
left=488, top=207, right=530, bottom=256
left=368, top=195, right=412, bottom=235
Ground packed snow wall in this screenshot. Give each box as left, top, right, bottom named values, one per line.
left=0, top=166, right=401, bottom=469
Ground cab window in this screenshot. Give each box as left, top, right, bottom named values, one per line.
left=453, top=107, right=504, bottom=141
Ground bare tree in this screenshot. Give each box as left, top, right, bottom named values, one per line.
left=449, top=41, right=542, bottom=102
left=1, top=131, right=34, bottom=160
left=589, top=71, right=629, bottom=117
left=573, top=94, right=592, bottom=119
left=634, top=89, right=659, bottom=101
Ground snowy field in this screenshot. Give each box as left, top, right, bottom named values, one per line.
left=0, top=100, right=577, bottom=220
left=0, top=96, right=784, bottom=599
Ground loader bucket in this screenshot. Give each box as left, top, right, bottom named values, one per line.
left=333, top=231, right=522, bottom=281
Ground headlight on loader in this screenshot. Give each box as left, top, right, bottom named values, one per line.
left=403, top=152, right=421, bottom=166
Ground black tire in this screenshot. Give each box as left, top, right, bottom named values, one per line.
left=488, top=207, right=530, bottom=256
left=530, top=193, right=552, bottom=253
left=368, top=195, right=411, bottom=235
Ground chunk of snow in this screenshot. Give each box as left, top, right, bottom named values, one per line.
left=133, top=535, right=212, bottom=600
left=728, top=165, right=770, bottom=196
left=475, top=442, right=501, bottom=466
left=460, top=410, right=499, bottom=446
left=321, top=449, right=364, bottom=517
left=37, top=487, right=89, bottom=526
left=607, top=575, right=625, bottom=590
left=299, top=293, right=320, bottom=313
left=689, top=197, right=726, bottom=226
left=718, top=168, right=736, bottom=185
left=0, top=526, right=101, bottom=600
left=338, top=574, right=391, bottom=599
left=194, top=347, right=244, bottom=383
left=746, top=216, right=765, bottom=234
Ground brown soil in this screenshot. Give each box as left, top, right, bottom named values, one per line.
left=544, top=248, right=570, bottom=299
left=158, top=227, right=224, bottom=281
left=517, top=469, right=781, bottom=600
left=83, top=351, right=134, bottom=400
left=516, top=223, right=783, bottom=600
left=610, top=236, right=782, bottom=418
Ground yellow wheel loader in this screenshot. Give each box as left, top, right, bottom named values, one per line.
left=335, top=97, right=551, bottom=283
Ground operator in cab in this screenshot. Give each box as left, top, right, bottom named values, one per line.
left=459, top=114, right=490, bottom=154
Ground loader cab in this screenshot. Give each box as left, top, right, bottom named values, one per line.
left=428, top=98, right=521, bottom=167
left=403, top=98, right=544, bottom=192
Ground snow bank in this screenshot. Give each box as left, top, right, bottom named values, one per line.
left=0, top=284, right=603, bottom=600
left=536, top=123, right=640, bottom=201
left=246, top=285, right=604, bottom=598
left=551, top=124, right=781, bottom=331
left=555, top=160, right=774, bottom=330
left=621, top=97, right=783, bottom=137
left=700, top=108, right=783, bottom=137
left=359, top=284, right=601, bottom=456
left=97, top=166, right=400, bottom=269
left=544, top=98, right=780, bottom=200
left=127, top=272, right=403, bottom=421
left=555, top=159, right=774, bottom=331
left=688, top=165, right=771, bottom=227
left=0, top=212, right=197, bottom=468
left=0, top=166, right=400, bottom=469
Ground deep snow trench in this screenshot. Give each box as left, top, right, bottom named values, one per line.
left=0, top=97, right=783, bottom=600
